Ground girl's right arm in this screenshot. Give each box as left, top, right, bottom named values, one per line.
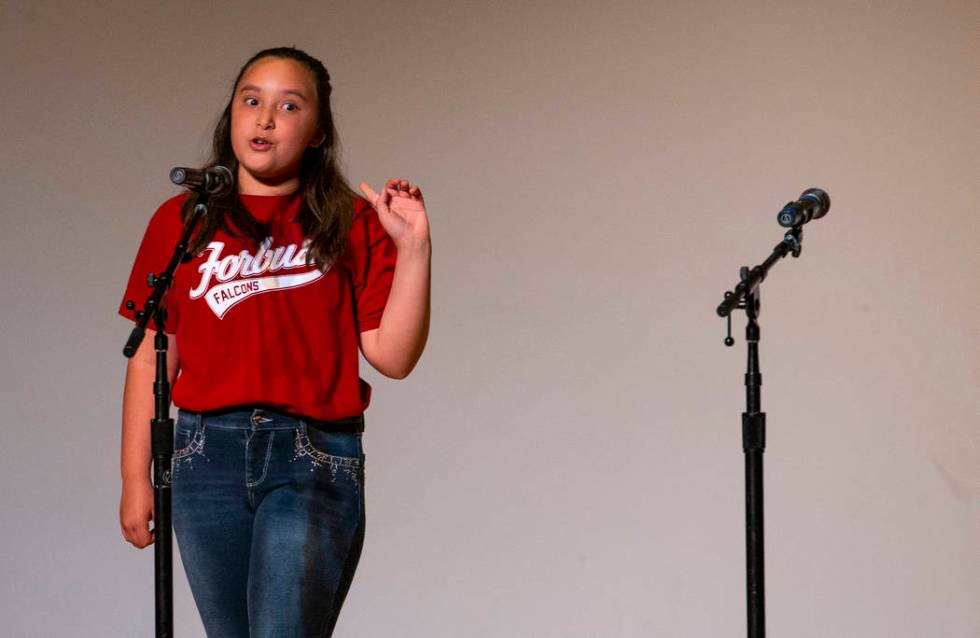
left=120, top=329, right=179, bottom=549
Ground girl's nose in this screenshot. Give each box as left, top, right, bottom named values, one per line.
left=257, top=111, right=274, bottom=129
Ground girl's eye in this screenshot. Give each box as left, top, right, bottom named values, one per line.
left=281, top=102, right=299, bottom=112
left=243, top=96, right=258, bottom=106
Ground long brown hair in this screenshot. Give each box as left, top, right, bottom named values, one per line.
left=183, top=46, right=354, bottom=270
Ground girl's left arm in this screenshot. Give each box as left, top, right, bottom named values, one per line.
left=358, top=178, right=431, bottom=379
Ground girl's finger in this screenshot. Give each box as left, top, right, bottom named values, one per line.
left=378, top=185, right=394, bottom=210
left=377, top=179, right=397, bottom=203
left=358, top=181, right=379, bottom=203
left=361, top=181, right=393, bottom=212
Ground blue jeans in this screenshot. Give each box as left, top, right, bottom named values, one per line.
left=171, top=408, right=365, bottom=637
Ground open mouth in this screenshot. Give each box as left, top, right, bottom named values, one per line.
left=251, top=137, right=272, bottom=147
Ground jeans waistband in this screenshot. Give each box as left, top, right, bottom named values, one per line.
left=179, top=407, right=364, bottom=433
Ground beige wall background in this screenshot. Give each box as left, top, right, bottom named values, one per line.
left=1, top=0, right=977, bottom=636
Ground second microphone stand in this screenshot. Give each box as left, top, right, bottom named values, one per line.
left=717, top=226, right=804, bottom=638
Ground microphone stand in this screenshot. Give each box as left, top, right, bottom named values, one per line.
left=122, top=191, right=211, bottom=638
left=716, top=225, right=804, bottom=638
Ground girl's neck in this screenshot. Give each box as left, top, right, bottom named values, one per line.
left=236, top=167, right=300, bottom=196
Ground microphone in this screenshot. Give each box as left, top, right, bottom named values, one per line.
left=169, top=165, right=233, bottom=195
left=777, top=188, right=830, bottom=227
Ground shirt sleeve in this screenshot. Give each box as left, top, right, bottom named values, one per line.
left=117, top=195, right=187, bottom=335
left=349, top=198, right=398, bottom=333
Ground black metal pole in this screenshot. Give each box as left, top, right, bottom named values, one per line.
left=743, top=290, right=766, bottom=638
left=152, top=320, right=174, bottom=638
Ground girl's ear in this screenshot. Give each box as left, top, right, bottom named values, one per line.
left=309, top=130, right=326, bottom=148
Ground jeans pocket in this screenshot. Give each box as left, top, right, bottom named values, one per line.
left=173, top=411, right=206, bottom=464
left=293, top=423, right=362, bottom=484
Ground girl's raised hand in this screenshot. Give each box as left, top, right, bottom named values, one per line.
left=358, top=179, right=430, bottom=250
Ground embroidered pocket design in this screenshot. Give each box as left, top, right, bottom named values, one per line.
left=170, top=425, right=207, bottom=479
left=292, top=429, right=361, bottom=489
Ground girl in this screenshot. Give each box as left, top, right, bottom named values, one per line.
left=118, top=46, right=431, bottom=636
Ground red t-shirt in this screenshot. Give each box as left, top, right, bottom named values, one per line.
left=118, top=192, right=397, bottom=420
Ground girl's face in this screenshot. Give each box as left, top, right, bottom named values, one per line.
left=230, top=57, right=324, bottom=195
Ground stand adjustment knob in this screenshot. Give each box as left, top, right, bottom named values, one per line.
left=723, top=292, right=736, bottom=346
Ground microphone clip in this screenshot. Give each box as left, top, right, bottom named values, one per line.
left=782, top=226, right=803, bottom=258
